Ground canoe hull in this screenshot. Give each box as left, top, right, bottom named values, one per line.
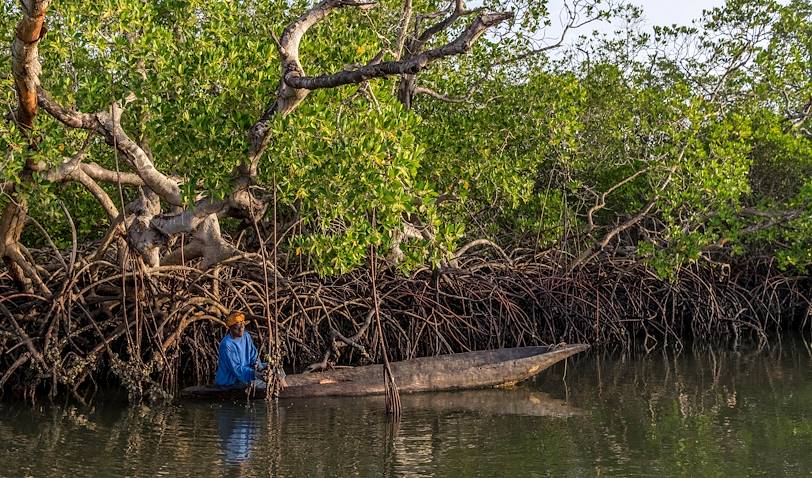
left=181, top=344, right=588, bottom=400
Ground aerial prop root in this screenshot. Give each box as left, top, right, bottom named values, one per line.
left=0, top=244, right=807, bottom=400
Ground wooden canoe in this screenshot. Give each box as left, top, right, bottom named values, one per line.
left=181, top=343, right=589, bottom=400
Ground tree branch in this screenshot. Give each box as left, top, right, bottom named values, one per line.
left=394, top=0, right=413, bottom=59
left=570, top=167, right=676, bottom=271
left=739, top=208, right=803, bottom=234
left=584, top=167, right=650, bottom=234
left=248, top=0, right=378, bottom=161
left=1, top=0, right=52, bottom=294
left=413, top=84, right=477, bottom=103
left=12, top=0, right=51, bottom=130
left=415, top=0, right=468, bottom=49
left=80, top=162, right=145, bottom=187
left=285, top=13, right=513, bottom=90
left=498, top=0, right=608, bottom=66
left=38, top=89, right=182, bottom=206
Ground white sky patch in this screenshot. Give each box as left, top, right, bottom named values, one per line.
left=627, top=0, right=725, bottom=27
left=537, top=0, right=727, bottom=45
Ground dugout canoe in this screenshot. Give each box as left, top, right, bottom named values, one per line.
left=180, top=343, right=589, bottom=400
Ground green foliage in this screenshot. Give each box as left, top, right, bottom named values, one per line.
left=1, top=0, right=810, bottom=276
left=265, top=96, right=442, bottom=274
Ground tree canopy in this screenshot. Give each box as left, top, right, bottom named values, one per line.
left=1, top=0, right=810, bottom=290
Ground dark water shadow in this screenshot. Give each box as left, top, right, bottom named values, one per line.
left=277, top=387, right=583, bottom=418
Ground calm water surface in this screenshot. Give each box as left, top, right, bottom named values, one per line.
left=2, top=340, right=811, bottom=477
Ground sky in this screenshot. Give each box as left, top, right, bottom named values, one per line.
left=522, top=0, right=729, bottom=56
left=541, top=0, right=727, bottom=40
left=625, top=0, right=726, bottom=27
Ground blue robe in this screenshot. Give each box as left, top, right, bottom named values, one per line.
left=214, top=332, right=263, bottom=387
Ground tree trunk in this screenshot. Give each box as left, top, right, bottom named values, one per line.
left=397, top=74, right=416, bottom=110
left=0, top=194, right=33, bottom=293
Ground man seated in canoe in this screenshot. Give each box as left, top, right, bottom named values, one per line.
left=215, top=311, right=266, bottom=389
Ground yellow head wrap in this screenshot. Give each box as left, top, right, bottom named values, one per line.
left=225, top=311, right=246, bottom=328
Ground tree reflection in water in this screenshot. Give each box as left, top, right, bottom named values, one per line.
left=0, top=340, right=810, bottom=477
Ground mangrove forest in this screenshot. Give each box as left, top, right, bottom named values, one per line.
left=0, top=0, right=811, bottom=402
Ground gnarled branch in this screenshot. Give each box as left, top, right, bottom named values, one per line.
left=285, top=13, right=513, bottom=91
left=12, top=0, right=50, bottom=130
left=38, top=90, right=182, bottom=206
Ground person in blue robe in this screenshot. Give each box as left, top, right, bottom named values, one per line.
left=215, top=311, right=265, bottom=387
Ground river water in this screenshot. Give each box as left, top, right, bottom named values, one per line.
left=2, top=339, right=811, bottom=477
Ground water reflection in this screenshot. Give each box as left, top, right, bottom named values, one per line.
left=278, top=388, right=583, bottom=418
left=0, top=339, right=810, bottom=477
left=275, top=389, right=584, bottom=476
left=217, top=405, right=257, bottom=465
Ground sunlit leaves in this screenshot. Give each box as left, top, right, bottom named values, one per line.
left=2, top=0, right=810, bottom=277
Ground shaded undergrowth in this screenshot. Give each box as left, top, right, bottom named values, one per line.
left=0, top=245, right=809, bottom=402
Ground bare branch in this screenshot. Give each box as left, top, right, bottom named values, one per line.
left=584, top=167, right=650, bottom=234
left=413, top=82, right=480, bottom=103
left=36, top=88, right=95, bottom=128
left=415, top=0, right=469, bottom=49
left=37, top=133, right=93, bottom=181
left=501, top=0, right=608, bottom=65
left=80, top=162, right=145, bottom=187
left=248, top=1, right=509, bottom=161
left=35, top=89, right=239, bottom=268
left=394, top=0, right=413, bottom=59
left=285, top=13, right=513, bottom=90
left=38, top=89, right=182, bottom=206
left=3, top=244, right=50, bottom=295
left=1, top=1, right=52, bottom=295
left=98, top=103, right=183, bottom=206
left=389, top=219, right=437, bottom=263
left=571, top=167, right=676, bottom=271
left=71, top=169, right=119, bottom=221
left=739, top=208, right=803, bottom=234
left=248, top=0, right=379, bottom=161
left=452, top=238, right=511, bottom=263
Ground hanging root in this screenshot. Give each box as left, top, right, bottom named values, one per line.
left=0, top=237, right=809, bottom=402
left=371, top=233, right=401, bottom=417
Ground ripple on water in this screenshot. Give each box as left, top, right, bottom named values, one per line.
left=1, top=341, right=811, bottom=477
